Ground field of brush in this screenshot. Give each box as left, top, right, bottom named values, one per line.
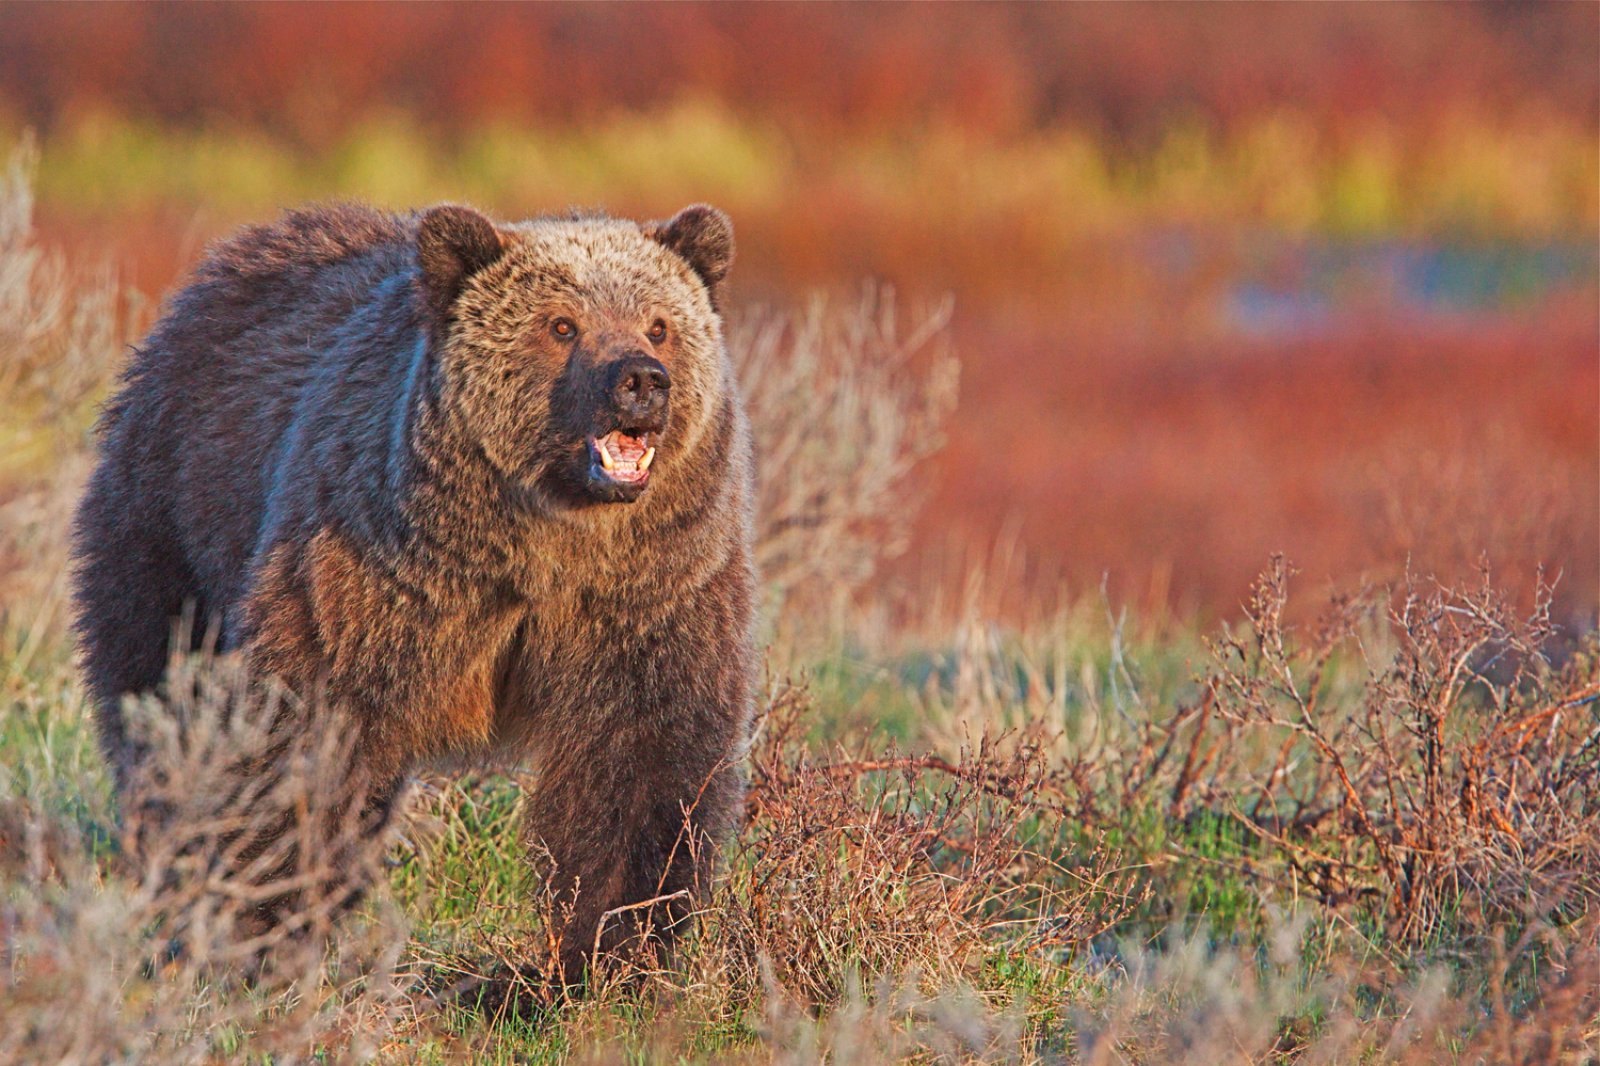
left=0, top=104, right=1596, bottom=1063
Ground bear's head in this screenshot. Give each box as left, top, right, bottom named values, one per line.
left=415, top=203, right=735, bottom=506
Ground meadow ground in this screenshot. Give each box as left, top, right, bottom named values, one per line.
left=0, top=131, right=1597, bottom=1063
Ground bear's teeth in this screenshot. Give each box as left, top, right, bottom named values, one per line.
left=639, top=447, right=655, bottom=472
left=596, top=442, right=615, bottom=471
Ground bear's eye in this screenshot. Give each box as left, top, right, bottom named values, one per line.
left=647, top=320, right=668, bottom=344
left=552, top=318, right=578, bottom=340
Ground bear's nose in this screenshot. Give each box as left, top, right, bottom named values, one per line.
left=606, top=353, right=671, bottom=423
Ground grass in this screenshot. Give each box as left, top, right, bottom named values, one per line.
left=1, top=139, right=1597, bottom=1062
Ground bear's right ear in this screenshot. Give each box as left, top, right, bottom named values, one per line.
left=417, top=205, right=505, bottom=319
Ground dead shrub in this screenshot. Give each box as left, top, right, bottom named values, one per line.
left=0, top=648, right=409, bottom=1065
left=732, top=286, right=958, bottom=634
left=0, top=138, right=129, bottom=649
left=758, top=974, right=1028, bottom=1066
left=1068, top=918, right=1599, bottom=1066
left=117, top=645, right=404, bottom=967
left=710, top=676, right=1136, bottom=1007
left=1152, top=556, right=1600, bottom=947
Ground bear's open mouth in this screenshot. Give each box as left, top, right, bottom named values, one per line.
left=589, top=430, right=657, bottom=485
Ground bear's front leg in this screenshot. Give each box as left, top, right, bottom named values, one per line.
left=523, top=711, right=746, bottom=986
left=239, top=531, right=523, bottom=941
left=514, top=603, right=752, bottom=987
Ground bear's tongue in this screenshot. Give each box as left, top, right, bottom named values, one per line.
left=595, top=430, right=655, bottom=482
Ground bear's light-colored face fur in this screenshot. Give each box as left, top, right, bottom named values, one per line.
left=436, top=210, right=733, bottom=509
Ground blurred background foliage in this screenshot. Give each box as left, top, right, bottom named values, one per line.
left=2, top=1, right=1595, bottom=626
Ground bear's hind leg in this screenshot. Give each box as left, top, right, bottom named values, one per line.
left=72, top=484, right=207, bottom=788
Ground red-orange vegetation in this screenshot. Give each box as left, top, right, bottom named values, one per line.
left=916, top=300, right=1597, bottom=625
left=1, top=5, right=1593, bottom=139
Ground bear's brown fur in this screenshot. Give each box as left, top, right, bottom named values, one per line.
left=71, top=201, right=756, bottom=982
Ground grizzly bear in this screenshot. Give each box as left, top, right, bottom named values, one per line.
left=71, top=201, right=756, bottom=983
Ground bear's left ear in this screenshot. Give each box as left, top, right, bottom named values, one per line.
left=417, top=204, right=505, bottom=320
left=646, top=204, right=734, bottom=310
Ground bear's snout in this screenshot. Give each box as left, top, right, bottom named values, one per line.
left=581, top=353, right=672, bottom=502
left=604, top=353, right=671, bottom=430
